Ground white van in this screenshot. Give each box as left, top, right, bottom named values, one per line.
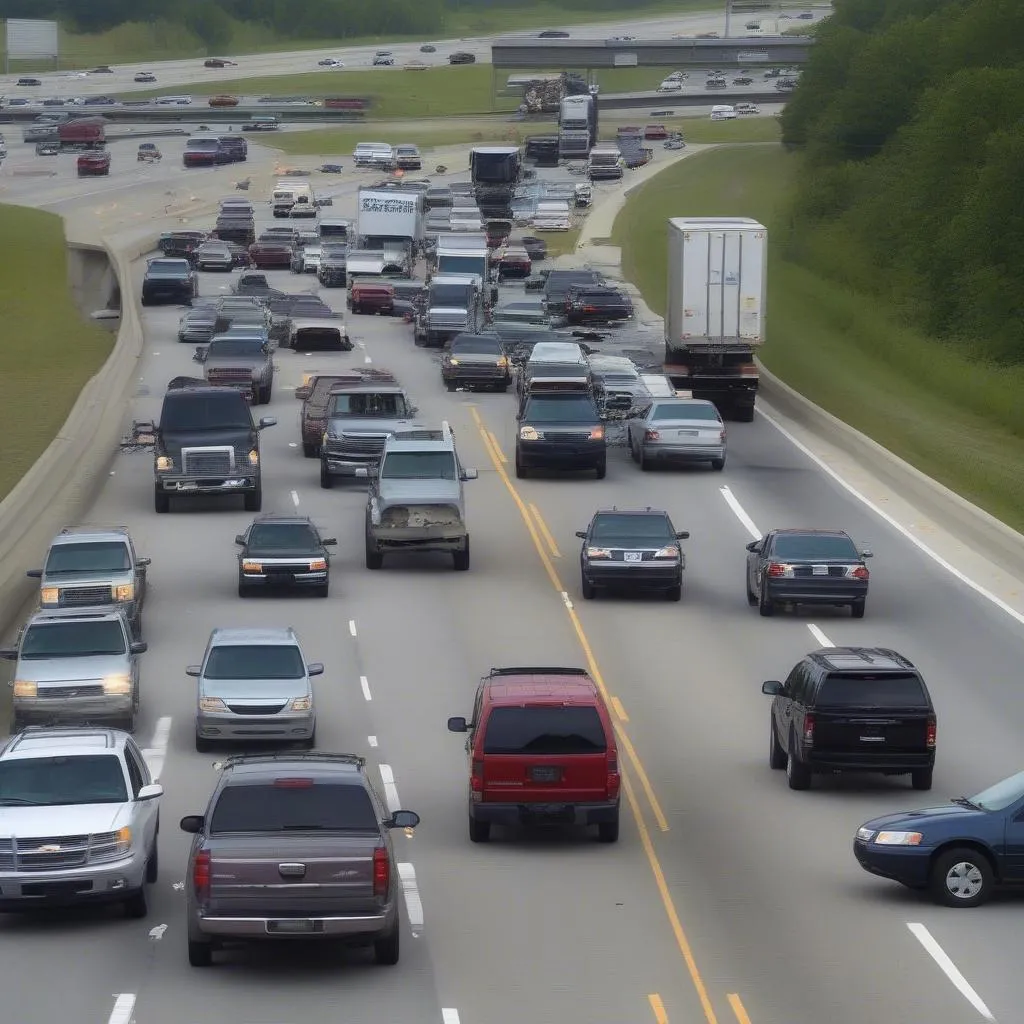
left=710, top=105, right=737, bottom=121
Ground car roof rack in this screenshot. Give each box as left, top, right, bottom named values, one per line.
left=59, top=523, right=130, bottom=535
left=214, top=752, right=366, bottom=770
left=488, top=666, right=589, bottom=678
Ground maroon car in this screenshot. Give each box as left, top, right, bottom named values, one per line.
left=348, top=281, right=394, bottom=315
left=77, top=151, right=110, bottom=176
left=248, top=243, right=292, bottom=269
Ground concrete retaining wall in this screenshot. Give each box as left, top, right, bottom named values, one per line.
left=66, top=244, right=120, bottom=320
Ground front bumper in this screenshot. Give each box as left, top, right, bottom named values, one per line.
left=442, top=365, right=511, bottom=386
left=157, top=475, right=259, bottom=495
left=472, top=799, right=619, bottom=827
left=642, top=442, right=725, bottom=463
left=143, top=286, right=192, bottom=303
left=196, top=708, right=315, bottom=742
left=195, top=906, right=393, bottom=940
left=371, top=524, right=468, bottom=552
left=517, top=439, right=605, bottom=469
left=239, top=568, right=328, bottom=589
left=0, top=853, right=145, bottom=909
left=853, top=840, right=931, bottom=887
left=197, top=260, right=233, bottom=271
left=322, top=455, right=379, bottom=478
left=14, top=693, right=131, bottom=724
left=584, top=562, right=681, bottom=590
left=766, top=580, right=868, bottom=605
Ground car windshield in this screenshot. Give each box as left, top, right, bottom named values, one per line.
left=772, top=534, right=859, bottom=560
left=437, top=256, right=484, bottom=276
left=211, top=782, right=378, bottom=832
left=522, top=395, right=598, bottom=422
left=0, top=755, right=128, bottom=807
left=381, top=452, right=457, bottom=480
left=329, top=392, right=408, bottom=417
left=247, top=524, right=319, bottom=551
left=816, top=672, right=929, bottom=708
left=204, top=644, right=305, bottom=680
left=45, top=541, right=130, bottom=574
left=969, top=770, right=1024, bottom=813
left=21, top=621, right=127, bottom=659
left=651, top=402, right=718, bottom=422
left=160, top=393, right=251, bottom=432
left=431, top=283, right=472, bottom=305
left=452, top=337, right=502, bottom=355
left=590, top=513, right=674, bottom=545
left=482, top=707, right=607, bottom=754
left=207, top=338, right=264, bottom=358
left=148, top=260, right=188, bottom=275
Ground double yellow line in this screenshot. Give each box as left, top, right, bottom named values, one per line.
left=471, top=407, right=754, bottom=1024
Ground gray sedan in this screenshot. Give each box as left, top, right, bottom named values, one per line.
left=626, top=398, right=727, bottom=470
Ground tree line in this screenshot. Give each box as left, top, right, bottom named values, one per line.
left=781, top=0, right=1024, bottom=363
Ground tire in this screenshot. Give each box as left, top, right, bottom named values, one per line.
left=452, top=538, right=470, bottom=571
left=735, top=404, right=756, bottom=423
left=581, top=575, right=596, bottom=600
left=237, top=579, right=252, bottom=598
left=259, top=384, right=271, bottom=404
left=711, top=457, right=726, bottom=471
left=314, top=583, right=329, bottom=598
left=666, top=582, right=682, bottom=602
left=300, top=728, right=317, bottom=750
left=594, top=459, right=606, bottom=480
left=769, top=719, right=787, bottom=769
left=145, top=842, right=159, bottom=884
left=243, top=486, right=262, bottom=512
left=123, top=888, right=148, bottom=919
left=446, top=380, right=457, bottom=392
left=758, top=582, right=775, bottom=617
left=639, top=450, right=650, bottom=471
left=320, top=463, right=333, bottom=489
left=786, top=742, right=812, bottom=790
left=195, top=734, right=213, bottom=753
left=154, top=487, right=170, bottom=514
left=851, top=599, right=866, bottom=619
left=496, top=382, right=509, bottom=392
left=514, top=454, right=527, bottom=479
left=746, top=577, right=757, bottom=606
left=469, top=815, right=491, bottom=843
left=188, top=939, right=213, bottom=967
left=140, top=295, right=150, bottom=307
left=373, top=921, right=400, bottom=965
left=912, top=767, right=934, bottom=791
left=365, top=535, right=384, bottom=570
left=929, top=847, right=994, bottom=908
left=597, top=814, right=620, bottom=843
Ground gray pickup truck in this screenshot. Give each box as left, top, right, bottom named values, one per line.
left=196, top=334, right=275, bottom=404
left=180, top=752, right=419, bottom=967
left=358, top=424, right=477, bottom=571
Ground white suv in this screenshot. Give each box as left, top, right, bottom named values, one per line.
left=0, top=726, right=162, bottom=917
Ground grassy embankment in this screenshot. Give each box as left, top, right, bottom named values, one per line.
left=16, top=0, right=716, bottom=69
left=612, top=145, right=1024, bottom=532
left=0, top=206, right=114, bottom=503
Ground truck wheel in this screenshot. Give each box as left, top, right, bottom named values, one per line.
left=786, top=739, right=812, bottom=790
left=711, top=457, right=726, bottom=471
left=735, top=404, right=756, bottom=423
left=581, top=576, right=595, bottom=600
left=243, top=485, right=262, bottom=512
left=446, top=381, right=457, bottom=392
left=123, top=888, right=148, bottom=919
left=594, top=459, right=606, bottom=480
left=514, top=454, right=527, bottom=479
left=597, top=814, right=620, bottom=843
left=320, top=463, right=333, bottom=489
left=912, top=767, right=933, bottom=791
left=469, top=815, right=491, bottom=843
left=259, top=384, right=272, bottom=404
left=373, top=921, right=400, bottom=965
left=154, top=487, right=170, bottom=514
left=666, top=582, right=682, bottom=602
left=302, top=442, right=317, bottom=458
left=188, top=939, right=213, bottom=967
left=365, top=535, right=384, bottom=570
left=452, top=539, right=470, bottom=572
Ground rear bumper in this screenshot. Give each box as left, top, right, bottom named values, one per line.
left=195, top=908, right=392, bottom=940
left=642, top=442, right=725, bottom=463
left=472, top=800, right=619, bottom=827
left=853, top=841, right=931, bottom=887
left=371, top=525, right=467, bottom=551
left=767, top=580, right=868, bottom=605
left=806, top=749, right=934, bottom=772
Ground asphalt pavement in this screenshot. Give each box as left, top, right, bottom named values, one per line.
left=1, top=124, right=1023, bottom=1024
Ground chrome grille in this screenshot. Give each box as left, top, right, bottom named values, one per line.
left=428, top=312, right=467, bottom=330
left=226, top=703, right=288, bottom=715
left=182, top=447, right=234, bottom=476
left=38, top=684, right=104, bottom=698
left=6, top=831, right=126, bottom=871
left=546, top=431, right=592, bottom=443
left=325, top=433, right=388, bottom=459
left=61, top=585, right=112, bottom=606
left=207, top=368, right=253, bottom=384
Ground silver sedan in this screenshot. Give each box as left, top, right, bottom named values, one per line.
left=626, top=398, right=727, bottom=470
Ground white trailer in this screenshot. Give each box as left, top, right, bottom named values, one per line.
left=356, top=188, right=423, bottom=245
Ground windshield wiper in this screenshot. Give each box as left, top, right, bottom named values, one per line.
left=0, top=797, right=47, bottom=806
left=951, top=796, right=981, bottom=810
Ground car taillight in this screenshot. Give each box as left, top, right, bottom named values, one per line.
left=719, top=430, right=727, bottom=442
left=470, top=759, right=484, bottom=801
left=644, top=429, right=660, bottom=441
left=606, top=753, right=620, bottom=798
left=802, top=714, right=815, bottom=746
left=373, top=847, right=389, bottom=898
left=193, top=850, right=211, bottom=900
left=851, top=566, right=870, bottom=580
left=926, top=717, right=936, bottom=748
left=766, top=562, right=789, bottom=577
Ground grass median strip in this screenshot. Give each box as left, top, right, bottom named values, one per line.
left=612, top=144, right=1024, bottom=532
left=0, top=205, right=114, bottom=503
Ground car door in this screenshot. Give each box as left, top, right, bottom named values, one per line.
left=124, top=742, right=158, bottom=847
left=128, top=537, right=147, bottom=603
left=627, top=404, right=651, bottom=451
left=749, top=532, right=772, bottom=596
left=1001, top=800, right=1024, bottom=880
left=773, top=663, right=804, bottom=744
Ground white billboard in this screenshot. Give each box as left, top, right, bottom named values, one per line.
left=6, top=19, right=59, bottom=59
left=737, top=50, right=770, bottom=62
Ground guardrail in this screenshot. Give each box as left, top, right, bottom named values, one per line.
left=599, top=89, right=788, bottom=109
left=0, top=106, right=366, bottom=125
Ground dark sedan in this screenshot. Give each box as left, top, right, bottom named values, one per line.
left=855, top=769, right=1024, bottom=907
left=746, top=529, right=872, bottom=618
left=577, top=508, right=688, bottom=601
left=442, top=333, right=511, bottom=392
left=236, top=514, right=336, bottom=597
left=564, top=286, right=632, bottom=324
left=248, top=243, right=293, bottom=269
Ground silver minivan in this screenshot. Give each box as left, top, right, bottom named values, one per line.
left=190, top=627, right=321, bottom=751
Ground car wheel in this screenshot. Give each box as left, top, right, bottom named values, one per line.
left=300, top=727, right=316, bottom=750
left=452, top=538, right=470, bottom=571
left=786, top=741, right=812, bottom=790
left=365, top=535, right=384, bottom=570
left=912, top=767, right=934, bottom=791
left=243, top=486, right=262, bottom=512
left=711, top=456, right=726, bottom=471
left=373, top=921, right=400, bottom=965
left=446, top=380, right=457, bottom=392
left=734, top=404, right=755, bottom=423
left=469, top=815, right=491, bottom=843
left=769, top=719, right=787, bottom=769
left=123, top=888, right=148, bottom=919
left=259, top=384, right=272, bottom=404
left=597, top=814, right=620, bottom=843
left=302, top=441, right=318, bottom=458
left=514, top=454, right=527, bottom=479
left=320, top=462, right=333, bottom=489
left=195, top=734, right=213, bottom=753
left=929, top=847, right=994, bottom=908
left=237, top=579, right=253, bottom=598
left=188, top=938, right=213, bottom=967
left=314, top=583, right=329, bottom=598
left=581, top=575, right=596, bottom=600
left=758, top=582, right=775, bottom=617
left=595, top=459, right=606, bottom=480
left=145, top=842, right=159, bottom=883
left=639, top=449, right=650, bottom=471
left=154, top=487, right=170, bottom=514
left=851, top=599, right=866, bottom=619
left=666, top=582, right=682, bottom=602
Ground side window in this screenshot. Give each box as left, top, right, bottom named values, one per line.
left=792, top=666, right=813, bottom=705
left=471, top=685, right=485, bottom=730
left=126, top=739, right=151, bottom=784
left=124, top=749, right=145, bottom=797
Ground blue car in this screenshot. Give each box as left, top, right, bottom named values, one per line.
left=854, top=769, right=1024, bottom=907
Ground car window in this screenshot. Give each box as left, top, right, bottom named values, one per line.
left=207, top=338, right=264, bottom=358
left=451, top=337, right=502, bottom=355
left=247, top=524, right=319, bottom=550
left=970, top=770, right=1024, bottom=813
left=590, top=513, right=674, bottom=545
left=772, top=534, right=858, bottom=560
left=209, top=781, right=378, bottom=832
left=160, top=393, right=251, bottom=432
left=204, top=644, right=305, bottom=680
left=431, top=283, right=472, bottom=305
left=482, top=707, right=607, bottom=754
left=125, top=749, right=144, bottom=797
left=380, top=452, right=457, bottom=480
left=522, top=395, right=598, bottom=422
left=651, top=402, right=718, bottom=421
left=0, top=754, right=128, bottom=806
left=21, top=621, right=127, bottom=659
left=329, top=393, right=408, bottom=417
left=45, top=541, right=130, bottom=574
left=816, top=672, right=928, bottom=708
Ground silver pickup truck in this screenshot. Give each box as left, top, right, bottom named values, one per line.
left=180, top=752, right=419, bottom=967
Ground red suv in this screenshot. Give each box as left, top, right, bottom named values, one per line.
left=447, top=666, right=621, bottom=843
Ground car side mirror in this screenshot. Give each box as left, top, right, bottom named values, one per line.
left=25, top=569, right=42, bottom=579
left=295, top=386, right=311, bottom=400
left=0, top=648, right=18, bottom=661
left=137, top=557, right=151, bottom=567
left=745, top=541, right=760, bottom=552
left=307, top=662, right=324, bottom=676
left=185, top=665, right=201, bottom=677
left=387, top=809, right=420, bottom=830
left=322, top=538, right=337, bottom=545
left=258, top=417, right=276, bottom=429
left=354, top=467, right=369, bottom=478
left=194, top=346, right=207, bottom=362
left=447, top=716, right=468, bottom=733
left=137, top=783, right=163, bottom=801
left=861, top=549, right=873, bottom=559
left=761, top=680, right=783, bottom=696
left=130, top=641, right=148, bottom=655
left=676, top=531, right=690, bottom=540
left=179, top=814, right=204, bottom=833
left=234, top=534, right=245, bottom=545
left=575, top=531, right=587, bottom=539
left=461, top=469, right=478, bottom=481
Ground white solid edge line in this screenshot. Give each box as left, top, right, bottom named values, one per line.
left=907, top=923, right=996, bottom=1021
left=349, top=619, right=357, bottom=637
left=758, top=408, right=1024, bottom=629
left=378, top=763, right=401, bottom=812
left=141, top=715, right=172, bottom=782
left=442, top=1010, right=461, bottom=1024
left=807, top=624, right=834, bottom=648
left=719, top=485, right=762, bottom=541
left=397, top=861, right=425, bottom=933
left=360, top=675, right=372, bottom=701
left=108, top=994, right=136, bottom=1024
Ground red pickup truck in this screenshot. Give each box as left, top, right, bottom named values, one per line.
left=77, top=151, right=111, bottom=176
left=348, top=281, right=395, bottom=315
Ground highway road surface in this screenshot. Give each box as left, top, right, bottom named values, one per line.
left=2, top=121, right=1023, bottom=1024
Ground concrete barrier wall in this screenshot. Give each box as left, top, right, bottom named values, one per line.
left=66, top=244, right=120, bottom=320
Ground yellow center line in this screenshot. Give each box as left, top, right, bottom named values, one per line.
left=648, top=993, right=669, bottom=1024
left=727, top=995, right=752, bottom=1024
left=468, top=408, right=728, bottom=1024
left=487, top=430, right=508, bottom=464
left=611, top=696, right=630, bottom=722
left=529, top=502, right=562, bottom=558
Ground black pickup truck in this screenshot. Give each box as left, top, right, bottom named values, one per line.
left=141, top=258, right=198, bottom=306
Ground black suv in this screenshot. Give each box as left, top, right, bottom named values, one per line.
left=746, top=528, right=872, bottom=618
left=141, top=258, right=198, bottom=306
left=218, top=135, right=248, bottom=162
left=543, top=269, right=603, bottom=313
left=761, top=647, right=937, bottom=791
left=576, top=508, right=688, bottom=601
left=515, top=387, right=605, bottom=479
left=564, top=286, right=633, bottom=324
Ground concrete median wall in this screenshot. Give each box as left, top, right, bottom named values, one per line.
left=66, top=244, right=121, bottom=320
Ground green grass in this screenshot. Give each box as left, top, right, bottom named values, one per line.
left=10, top=0, right=715, bottom=70
left=619, top=117, right=782, bottom=144
left=612, top=145, right=1024, bottom=532
left=541, top=226, right=583, bottom=258
left=0, top=206, right=114, bottom=502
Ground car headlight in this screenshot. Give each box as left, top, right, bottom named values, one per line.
left=856, top=827, right=875, bottom=842
left=242, top=559, right=262, bottom=572
left=40, top=587, right=59, bottom=605
left=291, top=696, right=312, bottom=711
left=519, top=426, right=540, bottom=441
left=309, top=559, right=327, bottom=571
left=111, top=826, right=132, bottom=856
left=448, top=357, right=460, bottom=366
left=653, top=545, right=680, bottom=559
left=102, top=674, right=132, bottom=696
left=589, top=426, right=605, bottom=440
left=248, top=449, right=259, bottom=466
left=156, top=455, right=174, bottom=471
left=586, top=547, right=612, bottom=559
left=874, top=831, right=923, bottom=846
left=114, top=583, right=134, bottom=602
left=199, top=696, right=228, bottom=712
left=12, top=680, right=37, bottom=698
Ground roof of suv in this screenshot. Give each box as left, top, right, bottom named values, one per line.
left=50, top=526, right=130, bottom=547
left=209, top=626, right=300, bottom=647
left=215, top=752, right=366, bottom=781
left=384, top=424, right=456, bottom=454
left=807, top=647, right=916, bottom=674
left=2, top=726, right=128, bottom=760
left=27, top=607, right=130, bottom=625
left=483, top=666, right=599, bottom=705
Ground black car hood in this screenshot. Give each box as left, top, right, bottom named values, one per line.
left=160, top=427, right=253, bottom=452
left=244, top=546, right=322, bottom=560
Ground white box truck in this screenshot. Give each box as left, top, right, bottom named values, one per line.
left=356, top=187, right=423, bottom=247
left=664, top=217, right=767, bottom=422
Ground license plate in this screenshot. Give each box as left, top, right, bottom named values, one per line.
left=624, top=552, right=643, bottom=562
left=676, top=429, right=699, bottom=437
left=529, top=765, right=562, bottom=782
left=812, top=565, right=828, bottom=576
left=860, top=735, right=885, bottom=743
left=268, top=919, right=318, bottom=934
